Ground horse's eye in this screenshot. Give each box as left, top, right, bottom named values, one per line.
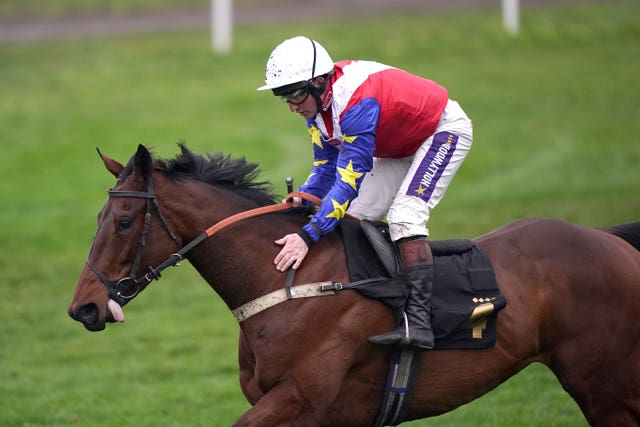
left=117, top=218, right=133, bottom=232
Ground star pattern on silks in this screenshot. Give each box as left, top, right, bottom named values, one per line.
left=415, top=185, right=427, bottom=196
left=308, top=125, right=323, bottom=149
left=304, top=159, right=328, bottom=184
left=325, top=198, right=349, bottom=220
left=337, top=160, right=364, bottom=190
left=342, top=134, right=357, bottom=144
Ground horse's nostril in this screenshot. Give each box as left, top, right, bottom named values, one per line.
left=76, top=303, right=99, bottom=325
left=70, top=302, right=105, bottom=331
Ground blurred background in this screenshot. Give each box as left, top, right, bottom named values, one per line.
left=1, top=0, right=638, bottom=425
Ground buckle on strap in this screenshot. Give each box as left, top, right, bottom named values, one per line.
left=287, top=271, right=344, bottom=299
left=320, top=282, right=343, bottom=292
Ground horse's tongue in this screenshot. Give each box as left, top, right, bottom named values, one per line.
left=108, top=299, right=125, bottom=322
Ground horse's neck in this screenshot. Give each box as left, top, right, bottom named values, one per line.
left=166, top=182, right=290, bottom=311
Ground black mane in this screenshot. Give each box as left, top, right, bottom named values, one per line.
left=156, top=143, right=278, bottom=207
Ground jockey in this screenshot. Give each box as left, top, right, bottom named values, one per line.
left=258, top=36, right=473, bottom=350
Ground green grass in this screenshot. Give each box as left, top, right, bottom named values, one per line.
left=1, top=2, right=639, bottom=426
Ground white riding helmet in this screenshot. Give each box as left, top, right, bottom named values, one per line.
left=257, top=36, right=334, bottom=91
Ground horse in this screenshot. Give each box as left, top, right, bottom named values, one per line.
left=68, top=144, right=640, bottom=426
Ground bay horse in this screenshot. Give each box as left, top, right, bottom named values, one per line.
left=68, top=144, right=640, bottom=426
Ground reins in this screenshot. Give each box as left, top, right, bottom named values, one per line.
left=178, top=191, right=325, bottom=256
left=203, top=191, right=323, bottom=238
left=182, top=190, right=355, bottom=253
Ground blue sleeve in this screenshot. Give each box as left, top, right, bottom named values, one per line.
left=302, top=98, right=380, bottom=242
left=297, top=123, right=339, bottom=200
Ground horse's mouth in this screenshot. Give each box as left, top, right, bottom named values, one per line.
left=84, top=320, right=106, bottom=332
left=70, top=299, right=125, bottom=331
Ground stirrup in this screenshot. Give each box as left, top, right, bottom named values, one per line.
left=369, top=312, right=411, bottom=346
left=399, top=311, right=410, bottom=344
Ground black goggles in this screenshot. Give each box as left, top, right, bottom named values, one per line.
left=280, top=88, right=311, bottom=105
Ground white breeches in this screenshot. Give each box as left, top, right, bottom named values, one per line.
left=347, top=99, right=473, bottom=241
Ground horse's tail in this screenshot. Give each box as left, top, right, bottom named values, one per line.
left=602, top=221, right=640, bottom=252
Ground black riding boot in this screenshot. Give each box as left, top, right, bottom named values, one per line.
left=369, top=237, right=435, bottom=349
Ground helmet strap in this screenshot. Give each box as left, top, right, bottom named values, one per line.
left=309, top=76, right=329, bottom=113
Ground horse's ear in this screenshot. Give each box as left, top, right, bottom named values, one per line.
left=96, top=148, right=124, bottom=178
left=134, top=144, right=153, bottom=178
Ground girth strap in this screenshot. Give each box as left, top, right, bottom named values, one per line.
left=374, top=347, right=421, bottom=426
left=232, top=282, right=337, bottom=322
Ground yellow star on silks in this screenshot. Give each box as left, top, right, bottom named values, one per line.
left=308, top=126, right=323, bottom=149
left=342, top=134, right=357, bottom=144
left=313, top=159, right=329, bottom=167
left=415, top=185, right=427, bottom=196
left=326, top=198, right=349, bottom=220
left=337, top=160, right=364, bottom=190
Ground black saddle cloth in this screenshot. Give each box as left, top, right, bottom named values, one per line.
left=338, top=220, right=507, bottom=350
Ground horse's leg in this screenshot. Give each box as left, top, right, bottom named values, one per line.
left=545, top=301, right=640, bottom=426
left=481, top=221, right=640, bottom=425
left=577, top=380, right=640, bottom=427
left=236, top=293, right=390, bottom=427
left=233, top=381, right=320, bottom=427
left=238, top=330, right=263, bottom=405
left=540, top=239, right=640, bottom=425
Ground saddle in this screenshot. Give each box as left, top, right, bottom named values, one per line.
left=338, top=220, right=507, bottom=350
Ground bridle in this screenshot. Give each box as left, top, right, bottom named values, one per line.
left=86, top=174, right=325, bottom=306
left=86, top=177, right=182, bottom=306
